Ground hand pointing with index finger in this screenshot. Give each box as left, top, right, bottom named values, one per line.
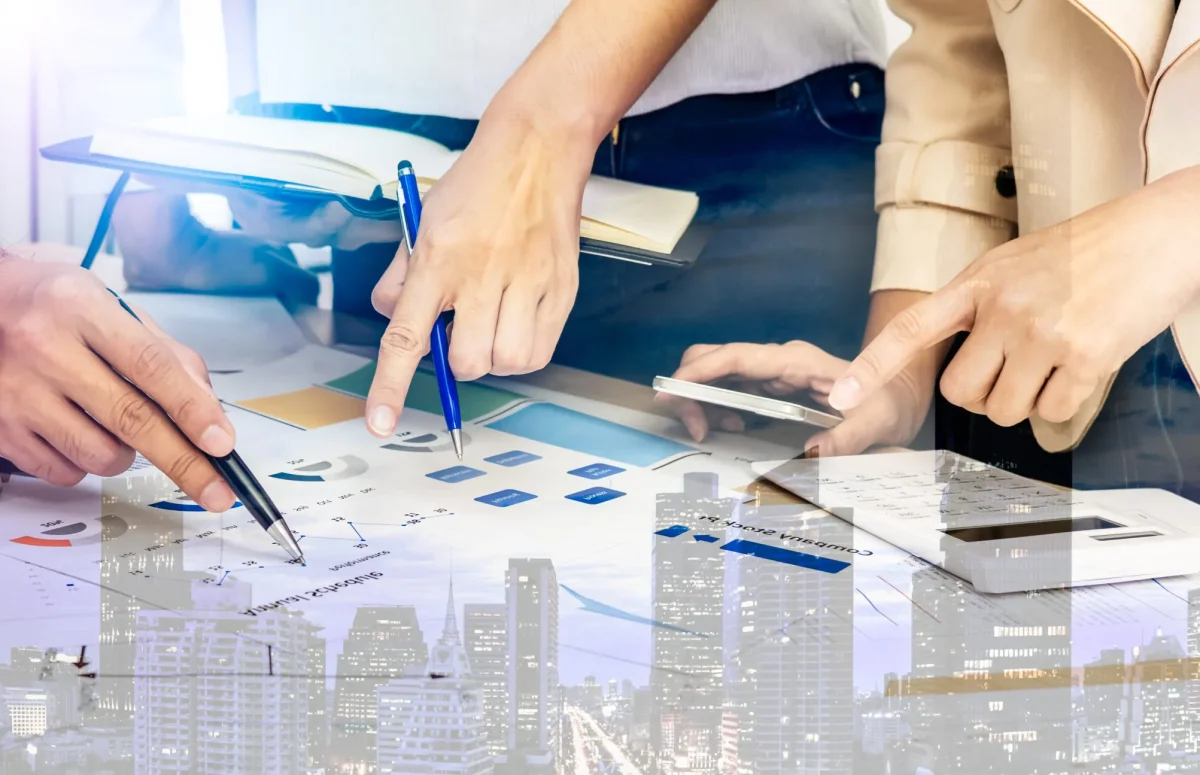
left=829, top=169, right=1200, bottom=430
left=828, top=278, right=978, bottom=413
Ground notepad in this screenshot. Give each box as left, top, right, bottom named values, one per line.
left=88, top=114, right=700, bottom=255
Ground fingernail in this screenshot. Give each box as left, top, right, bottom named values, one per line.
left=828, top=377, right=861, bottom=411
left=200, top=481, right=236, bottom=513
left=368, top=405, right=397, bottom=436
left=200, top=425, right=235, bottom=456
left=801, top=444, right=821, bottom=460
left=719, top=415, right=745, bottom=433
left=683, top=416, right=705, bottom=442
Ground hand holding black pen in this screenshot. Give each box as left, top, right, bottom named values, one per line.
left=0, top=258, right=302, bottom=562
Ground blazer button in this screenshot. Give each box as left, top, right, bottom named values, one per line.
left=995, top=165, right=1017, bottom=198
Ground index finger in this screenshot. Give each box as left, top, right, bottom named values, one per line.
left=829, top=282, right=976, bottom=411
left=82, top=300, right=234, bottom=457
left=366, top=266, right=446, bottom=437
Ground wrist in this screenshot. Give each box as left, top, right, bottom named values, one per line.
left=481, top=83, right=606, bottom=175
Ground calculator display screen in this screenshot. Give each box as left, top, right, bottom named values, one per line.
left=941, top=516, right=1122, bottom=543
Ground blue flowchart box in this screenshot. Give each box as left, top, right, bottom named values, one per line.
left=476, top=489, right=538, bottom=508
left=568, top=463, right=626, bottom=480
left=484, top=451, right=542, bottom=467
left=427, top=466, right=487, bottom=484
left=566, top=487, right=626, bottom=505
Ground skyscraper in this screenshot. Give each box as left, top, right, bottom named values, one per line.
left=1080, top=648, right=1126, bottom=763
left=906, top=566, right=1072, bottom=773
left=132, top=579, right=311, bottom=774
left=652, top=473, right=730, bottom=773
left=307, top=625, right=329, bottom=769
left=377, top=582, right=492, bottom=775
left=722, top=498, right=855, bottom=775
left=332, top=606, right=429, bottom=770
left=505, top=558, right=559, bottom=770
left=1134, top=631, right=1191, bottom=758
left=93, top=475, right=196, bottom=727
left=464, top=603, right=509, bottom=758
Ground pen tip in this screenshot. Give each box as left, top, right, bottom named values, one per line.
left=451, top=429, right=464, bottom=460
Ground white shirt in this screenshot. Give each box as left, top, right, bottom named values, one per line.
left=254, top=0, right=887, bottom=120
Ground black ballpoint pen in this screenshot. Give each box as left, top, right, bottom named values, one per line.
left=106, top=291, right=305, bottom=564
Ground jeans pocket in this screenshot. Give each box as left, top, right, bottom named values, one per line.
left=802, top=71, right=884, bottom=144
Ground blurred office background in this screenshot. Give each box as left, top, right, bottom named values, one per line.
left=0, top=0, right=910, bottom=255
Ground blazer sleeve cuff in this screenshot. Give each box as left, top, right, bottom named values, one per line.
left=871, top=204, right=1016, bottom=293
left=876, top=140, right=1019, bottom=221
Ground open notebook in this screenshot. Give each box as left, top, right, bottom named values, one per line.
left=83, top=114, right=700, bottom=257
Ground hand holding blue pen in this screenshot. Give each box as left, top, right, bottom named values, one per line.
left=391, top=161, right=464, bottom=459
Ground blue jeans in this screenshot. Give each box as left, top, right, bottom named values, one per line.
left=246, top=64, right=884, bottom=383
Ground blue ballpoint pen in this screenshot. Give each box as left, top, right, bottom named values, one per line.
left=397, top=161, right=464, bottom=460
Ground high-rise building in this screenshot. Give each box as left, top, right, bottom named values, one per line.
left=332, top=606, right=428, bottom=770
left=93, top=475, right=196, bottom=728
left=722, top=497, right=855, bottom=775
left=621, top=680, right=635, bottom=700
left=581, top=676, right=604, bottom=713
left=608, top=679, right=619, bottom=698
left=652, top=472, right=731, bottom=773
left=307, top=625, right=329, bottom=768
left=464, top=603, right=509, bottom=758
left=906, top=565, right=1072, bottom=773
left=1189, top=588, right=1200, bottom=745
left=377, top=582, right=492, bottom=775
left=1134, top=631, right=1191, bottom=758
left=1079, top=648, right=1126, bottom=762
left=904, top=457, right=1074, bottom=774
left=505, top=558, right=559, bottom=770
left=132, top=579, right=311, bottom=774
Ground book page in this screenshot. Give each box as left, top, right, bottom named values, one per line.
left=581, top=177, right=700, bottom=253
left=91, top=115, right=458, bottom=197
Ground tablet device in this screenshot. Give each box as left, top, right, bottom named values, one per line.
left=652, top=377, right=842, bottom=429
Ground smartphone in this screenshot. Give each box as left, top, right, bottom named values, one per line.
left=653, top=376, right=843, bottom=429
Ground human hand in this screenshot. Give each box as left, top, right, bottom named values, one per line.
left=114, top=190, right=320, bottom=306
left=658, top=341, right=934, bottom=456
left=364, top=114, right=590, bottom=435
left=0, top=256, right=238, bottom=511
left=829, top=167, right=1200, bottom=427
left=224, top=191, right=406, bottom=251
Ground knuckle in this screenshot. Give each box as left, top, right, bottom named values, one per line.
left=379, top=325, right=426, bottom=357
left=889, top=307, right=927, bottom=344
left=371, top=286, right=400, bottom=318
left=128, top=340, right=175, bottom=386
left=531, top=349, right=554, bottom=371
left=1063, top=339, right=1106, bottom=375
left=985, top=401, right=1026, bottom=428
left=162, top=448, right=208, bottom=488
left=490, top=346, right=528, bottom=376
left=40, top=460, right=85, bottom=487
left=854, top=347, right=887, bottom=382
left=1037, top=397, right=1074, bottom=424
left=110, top=392, right=159, bottom=441
left=451, top=356, right=491, bottom=382
left=939, top=371, right=978, bottom=410
left=38, top=271, right=94, bottom=306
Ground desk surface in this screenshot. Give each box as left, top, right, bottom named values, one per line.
left=0, top=246, right=1189, bottom=774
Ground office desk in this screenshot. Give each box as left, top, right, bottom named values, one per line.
left=0, top=248, right=1192, bottom=774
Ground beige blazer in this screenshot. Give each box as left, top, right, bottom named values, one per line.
left=875, top=0, right=1200, bottom=452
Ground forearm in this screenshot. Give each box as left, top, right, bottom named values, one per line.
left=484, top=0, right=718, bottom=154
